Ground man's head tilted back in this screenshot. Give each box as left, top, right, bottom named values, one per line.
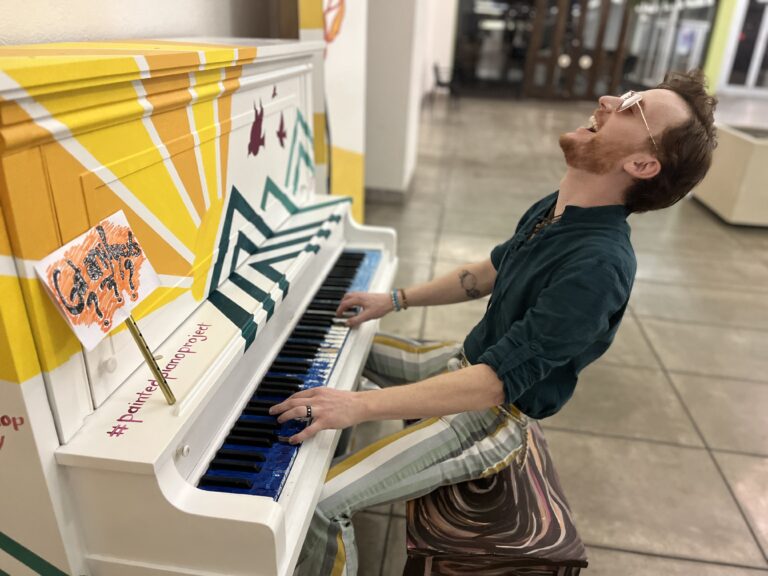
left=559, top=69, right=718, bottom=213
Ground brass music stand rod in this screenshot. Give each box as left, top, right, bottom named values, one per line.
left=125, top=315, right=176, bottom=405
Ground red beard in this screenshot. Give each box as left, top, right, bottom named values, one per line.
left=559, top=132, right=635, bottom=175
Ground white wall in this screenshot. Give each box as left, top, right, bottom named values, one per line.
left=324, top=0, right=367, bottom=155
left=0, top=0, right=274, bottom=45
left=404, top=1, right=428, bottom=183
left=366, top=0, right=420, bottom=191
left=420, top=0, right=459, bottom=95
left=365, top=0, right=459, bottom=193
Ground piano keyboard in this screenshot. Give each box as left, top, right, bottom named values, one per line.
left=198, top=249, right=381, bottom=499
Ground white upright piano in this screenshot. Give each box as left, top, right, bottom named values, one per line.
left=0, top=38, right=396, bottom=576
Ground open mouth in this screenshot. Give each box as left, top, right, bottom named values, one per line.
left=586, top=114, right=598, bottom=133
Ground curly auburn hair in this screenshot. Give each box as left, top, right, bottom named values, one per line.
left=624, top=69, right=718, bottom=214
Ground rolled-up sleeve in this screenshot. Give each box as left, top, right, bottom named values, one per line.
left=477, top=262, right=629, bottom=404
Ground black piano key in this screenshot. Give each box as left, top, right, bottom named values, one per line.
left=295, top=324, right=330, bottom=333
left=254, top=387, right=294, bottom=398
left=281, top=358, right=313, bottom=368
left=209, top=459, right=263, bottom=474
left=280, top=349, right=319, bottom=358
left=327, top=274, right=357, bottom=280
left=232, top=430, right=286, bottom=448
left=305, top=308, right=341, bottom=317
left=261, top=374, right=304, bottom=391
left=263, top=375, right=303, bottom=386
left=301, top=307, right=338, bottom=322
left=243, top=405, right=272, bottom=416
left=290, top=330, right=326, bottom=341
left=235, top=419, right=278, bottom=432
left=310, top=296, right=342, bottom=303
left=317, top=284, right=348, bottom=292
left=321, top=279, right=353, bottom=288
left=278, top=350, right=317, bottom=360
left=290, top=328, right=326, bottom=338
left=283, top=342, right=320, bottom=352
left=285, top=336, right=322, bottom=344
left=333, top=264, right=362, bottom=271
left=302, top=311, right=356, bottom=322
left=296, top=318, right=333, bottom=335
left=301, top=310, right=336, bottom=318
left=315, top=290, right=347, bottom=300
left=248, top=399, right=278, bottom=409
left=297, top=322, right=333, bottom=331
left=230, top=424, right=278, bottom=437
left=299, top=317, right=334, bottom=328
left=269, top=361, right=310, bottom=374
left=217, top=448, right=267, bottom=462
left=244, top=405, right=278, bottom=418
left=307, top=303, right=339, bottom=312
left=259, top=386, right=301, bottom=397
left=329, top=266, right=359, bottom=274
left=227, top=434, right=274, bottom=448
left=199, top=474, right=253, bottom=490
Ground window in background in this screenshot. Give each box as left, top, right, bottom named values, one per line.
left=626, top=0, right=715, bottom=88
left=725, top=0, right=768, bottom=91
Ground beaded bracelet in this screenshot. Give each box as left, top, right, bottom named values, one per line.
left=391, top=289, right=401, bottom=312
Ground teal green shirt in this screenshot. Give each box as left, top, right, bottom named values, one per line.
left=463, top=192, right=636, bottom=419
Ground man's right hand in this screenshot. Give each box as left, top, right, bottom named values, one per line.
left=336, top=292, right=394, bottom=327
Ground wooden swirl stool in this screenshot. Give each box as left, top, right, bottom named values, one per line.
left=403, top=422, right=588, bottom=575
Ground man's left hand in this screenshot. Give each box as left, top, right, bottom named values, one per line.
left=269, top=388, right=368, bottom=444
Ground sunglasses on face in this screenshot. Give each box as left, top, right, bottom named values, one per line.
left=617, top=91, right=658, bottom=152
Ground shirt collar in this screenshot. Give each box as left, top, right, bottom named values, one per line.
left=553, top=193, right=630, bottom=225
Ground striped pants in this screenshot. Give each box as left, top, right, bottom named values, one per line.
left=294, top=390, right=528, bottom=575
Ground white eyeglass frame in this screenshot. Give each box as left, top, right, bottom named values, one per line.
left=617, top=91, right=658, bottom=152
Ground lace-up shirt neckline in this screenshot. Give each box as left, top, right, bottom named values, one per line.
left=527, top=205, right=562, bottom=241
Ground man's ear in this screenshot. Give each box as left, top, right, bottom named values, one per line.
left=623, top=154, right=660, bottom=180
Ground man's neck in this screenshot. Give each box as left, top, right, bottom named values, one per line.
left=555, top=168, right=629, bottom=217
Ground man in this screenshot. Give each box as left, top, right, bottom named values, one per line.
left=273, top=70, right=718, bottom=575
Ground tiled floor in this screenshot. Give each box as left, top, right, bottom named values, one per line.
left=347, top=96, right=768, bottom=575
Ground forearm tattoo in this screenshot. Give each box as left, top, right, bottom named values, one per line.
left=459, top=269, right=481, bottom=299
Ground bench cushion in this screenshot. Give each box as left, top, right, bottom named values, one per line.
left=404, top=422, right=587, bottom=575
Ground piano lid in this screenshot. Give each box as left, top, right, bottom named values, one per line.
left=56, top=194, right=351, bottom=472
left=0, top=38, right=322, bottom=103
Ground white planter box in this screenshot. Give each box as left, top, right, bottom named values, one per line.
left=694, top=124, right=768, bottom=226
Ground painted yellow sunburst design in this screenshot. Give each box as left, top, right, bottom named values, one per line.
left=0, top=40, right=258, bottom=378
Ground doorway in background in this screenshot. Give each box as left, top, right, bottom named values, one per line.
left=452, top=0, right=538, bottom=96
left=523, top=0, right=633, bottom=99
